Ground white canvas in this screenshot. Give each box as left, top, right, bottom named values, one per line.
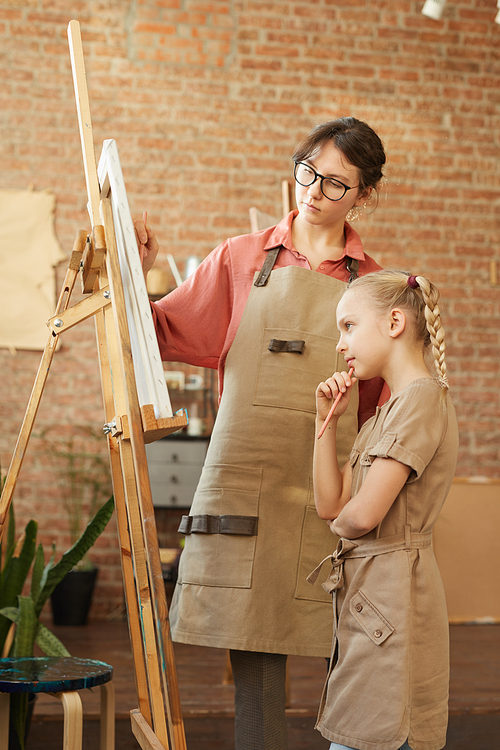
left=97, top=139, right=173, bottom=420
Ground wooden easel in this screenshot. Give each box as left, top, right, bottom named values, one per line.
left=248, top=179, right=292, bottom=233
left=0, top=19, right=189, bottom=750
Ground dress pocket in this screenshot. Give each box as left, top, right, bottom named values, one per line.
left=253, top=327, right=342, bottom=413
left=178, top=464, right=262, bottom=589
left=350, top=590, right=395, bottom=645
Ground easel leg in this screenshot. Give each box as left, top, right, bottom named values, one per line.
left=0, top=230, right=86, bottom=536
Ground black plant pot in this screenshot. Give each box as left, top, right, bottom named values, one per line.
left=50, top=567, right=98, bottom=626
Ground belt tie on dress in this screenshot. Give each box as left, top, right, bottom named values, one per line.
left=307, top=527, right=433, bottom=594
left=307, top=538, right=358, bottom=594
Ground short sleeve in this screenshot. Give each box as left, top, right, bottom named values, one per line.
left=366, top=380, right=447, bottom=481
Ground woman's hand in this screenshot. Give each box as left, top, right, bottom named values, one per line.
left=315, top=370, right=357, bottom=423
left=133, top=216, right=160, bottom=277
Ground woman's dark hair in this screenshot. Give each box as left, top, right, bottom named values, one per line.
left=293, top=117, right=386, bottom=192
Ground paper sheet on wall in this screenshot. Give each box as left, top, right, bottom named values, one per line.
left=0, top=188, right=66, bottom=352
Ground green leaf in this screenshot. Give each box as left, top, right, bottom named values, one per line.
left=10, top=693, right=28, bottom=750
left=0, top=520, right=37, bottom=600
left=36, top=622, right=71, bottom=656
left=36, top=496, right=114, bottom=617
left=0, top=504, right=16, bottom=584
left=38, top=543, right=56, bottom=591
left=7, top=502, right=16, bottom=552
left=14, top=596, right=37, bottom=659
left=0, top=606, right=19, bottom=622
left=0, top=520, right=37, bottom=654
left=30, top=543, right=45, bottom=604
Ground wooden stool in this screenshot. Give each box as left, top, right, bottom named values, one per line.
left=0, top=656, right=115, bottom=750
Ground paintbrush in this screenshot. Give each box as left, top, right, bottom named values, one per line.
left=317, top=367, right=355, bottom=440
left=139, top=211, right=147, bottom=263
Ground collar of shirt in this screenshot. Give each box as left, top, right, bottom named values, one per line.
left=263, top=210, right=367, bottom=266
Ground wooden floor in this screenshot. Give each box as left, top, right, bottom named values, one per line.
left=30, top=619, right=500, bottom=748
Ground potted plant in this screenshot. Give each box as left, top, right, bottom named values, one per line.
left=37, top=425, right=113, bottom=625
left=0, top=484, right=115, bottom=750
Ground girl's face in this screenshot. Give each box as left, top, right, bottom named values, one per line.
left=295, top=141, right=369, bottom=228
left=335, top=289, right=390, bottom=381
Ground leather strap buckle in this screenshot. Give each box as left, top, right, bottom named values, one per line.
left=268, top=339, right=305, bottom=354
left=178, top=514, right=259, bottom=536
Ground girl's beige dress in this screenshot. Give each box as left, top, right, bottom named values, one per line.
left=312, top=378, right=459, bottom=750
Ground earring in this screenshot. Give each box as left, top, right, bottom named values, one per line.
left=346, top=203, right=367, bottom=222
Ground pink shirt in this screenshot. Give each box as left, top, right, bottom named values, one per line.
left=151, top=211, right=385, bottom=426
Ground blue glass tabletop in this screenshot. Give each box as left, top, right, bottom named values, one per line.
left=0, top=657, right=113, bottom=693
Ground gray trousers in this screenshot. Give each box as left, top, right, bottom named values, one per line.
left=229, top=650, right=288, bottom=750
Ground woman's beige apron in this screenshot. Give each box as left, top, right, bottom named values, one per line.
left=169, top=262, right=359, bottom=656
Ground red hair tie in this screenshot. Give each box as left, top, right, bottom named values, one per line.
left=407, top=275, right=419, bottom=289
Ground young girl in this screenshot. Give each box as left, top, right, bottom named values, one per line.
left=311, top=270, right=459, bottom=750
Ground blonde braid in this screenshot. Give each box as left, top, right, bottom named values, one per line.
left=414, top=275, right=449, bottom=391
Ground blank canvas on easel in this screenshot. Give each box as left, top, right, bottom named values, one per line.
left=98, top=139, right=173, bottom=421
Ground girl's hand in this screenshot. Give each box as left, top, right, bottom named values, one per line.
left=133, top=217, right=160, bottom=276
left=315, top=370, right=356, bottom=422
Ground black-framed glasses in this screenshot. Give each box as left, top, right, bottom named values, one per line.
left=293, top=161, right=360, bottom=202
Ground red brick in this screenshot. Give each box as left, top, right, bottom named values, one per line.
left=238, top=14, right=282, bottom=30
left=134, top=22, right=177, bottom=34
left=186, top=1, right=230, bottom=13
left=255, top=44, right=299, bottom=58
left=379, top=68, right=420, bottom=82
left=241, top=57, right=282, bottom=70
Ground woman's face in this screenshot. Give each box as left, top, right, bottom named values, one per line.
left=295, top=141, right=369, bottom=229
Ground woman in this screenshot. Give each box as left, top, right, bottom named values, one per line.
left=136, top=117, right=387, bottom=750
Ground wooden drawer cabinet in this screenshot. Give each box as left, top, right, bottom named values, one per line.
left=146, top=437, right=209, bottom=508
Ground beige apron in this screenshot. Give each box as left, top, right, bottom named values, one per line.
left=170, top=261, right=359, bottom=656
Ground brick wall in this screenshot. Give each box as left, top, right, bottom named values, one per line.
left=1, top=0, right=499, bottom=617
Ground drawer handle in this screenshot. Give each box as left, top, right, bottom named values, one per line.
left=170, top=475, right=180, bottom=484
left=170, top=495, right=178, bottom=505
left=171, top=453, right=179, bottom=462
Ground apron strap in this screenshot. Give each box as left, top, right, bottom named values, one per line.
left=179, top=514, right=259, bottom=536
left=268, top=338, right=305, bottom=354
left=254, top=246, right=281, bottom=287
left=254, top=247, right=360, bottom=287
left=346, top=256, right=359, bottom=283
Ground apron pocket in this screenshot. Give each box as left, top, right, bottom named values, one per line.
left=254, top=327, right=342, bottom=413
left=350, top=590, right=395, bottom=645
left=295, top=504, right=339, bottom=603
left=178, top=464, right=262, bottom=589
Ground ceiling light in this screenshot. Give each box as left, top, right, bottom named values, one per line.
left=422, top=0, right=447, bottom=20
